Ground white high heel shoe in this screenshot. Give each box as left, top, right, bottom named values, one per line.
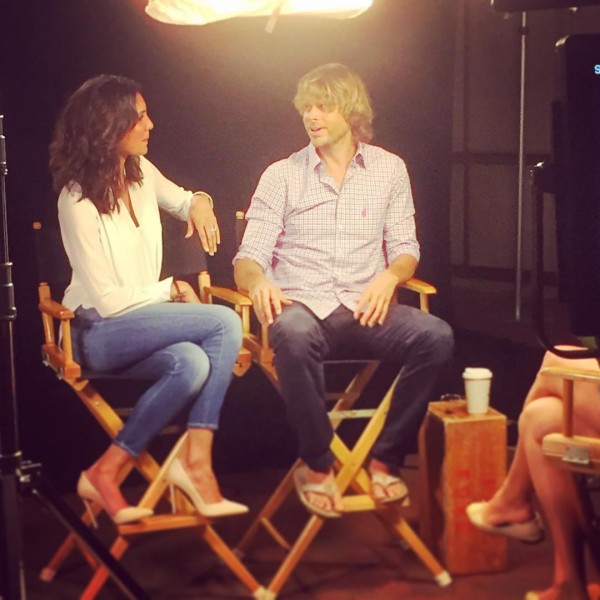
left=165, top=458, right=248, bottom=518
left=77, top=472, right=154, bottom=526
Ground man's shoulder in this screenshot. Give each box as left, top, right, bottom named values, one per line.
left=262, top=146, right=309, bottom=177
left=361, top=142, right=405, bottom=166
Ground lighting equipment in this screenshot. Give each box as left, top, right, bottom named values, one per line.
left=145, top=0, right=373, bottom=30
left=532, top=34, right=600, bottom=359
left=492, top=0, right=600, bottom=11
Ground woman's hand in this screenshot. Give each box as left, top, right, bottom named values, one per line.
left=171, top=280, right=201, bottom=304
left=185, top=193, right=220, bottom=256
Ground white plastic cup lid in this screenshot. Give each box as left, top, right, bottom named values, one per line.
left=462, top=367, right=493, bottom=379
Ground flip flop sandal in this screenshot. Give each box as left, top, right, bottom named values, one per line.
left=293, top=466, right=342, bottom=519
left=370, top=472, right=409, bottom=504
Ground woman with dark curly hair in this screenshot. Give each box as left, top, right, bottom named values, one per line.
left=50, top=74, right=247, bottom=522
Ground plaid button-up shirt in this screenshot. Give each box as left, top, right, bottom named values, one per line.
left=235, top=142, right=420, bottom=319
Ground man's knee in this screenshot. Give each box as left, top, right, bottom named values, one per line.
left=416, top=317, right=454, bottom=365
left=270, top=305, right=322, bottom=359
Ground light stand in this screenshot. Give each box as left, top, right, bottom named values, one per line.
left=0, top=115, right=148, bottom=600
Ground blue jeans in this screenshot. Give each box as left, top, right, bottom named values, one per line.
left=269, top=303, right=454, bottom=472
left=70, top=303, right=243, bottom=457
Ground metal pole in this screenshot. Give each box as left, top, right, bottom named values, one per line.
left=515, top=11, right=528, bottom=321
left=0, top=114, right=27, bottom=599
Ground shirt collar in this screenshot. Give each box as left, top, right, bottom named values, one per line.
left=307, top=141, right=367, bottom=171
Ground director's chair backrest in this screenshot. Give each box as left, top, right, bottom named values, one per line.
left=32, top=219, right=262, bottom=599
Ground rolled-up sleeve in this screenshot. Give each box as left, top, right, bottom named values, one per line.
left=234, top=162, right=286, bottom=271
left=383, top=158, right=420, bottom=264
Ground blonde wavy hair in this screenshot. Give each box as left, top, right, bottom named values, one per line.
left=293, top=63, right=374, bottom=143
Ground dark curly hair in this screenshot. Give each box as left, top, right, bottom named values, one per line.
left=49, top=74, right=144, bottom=214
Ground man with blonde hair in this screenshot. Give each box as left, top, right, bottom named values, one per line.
left=234, top=63, right=453, bottom=518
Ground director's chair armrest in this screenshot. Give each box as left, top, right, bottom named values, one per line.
left=541, top=365, right=600, bottom=385
left=540, top=365, right=600, bottom=474
left=38, top=282, right=81, bottom=379
left=195, top=274, right=253, bottom=376
left=401, top=277, right=437, bottom=313
left=39, top=296, right=75, bottom=321
left=205, top=286, right=254, bottom=307
left=541, top=365, right=600, bottom=438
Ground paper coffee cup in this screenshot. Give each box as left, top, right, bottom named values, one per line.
left=463, top=367, right=493, bottom=415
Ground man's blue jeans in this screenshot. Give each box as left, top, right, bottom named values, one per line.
left=70, top=303, right=242, bottom=457
left=269, top=302, right=454, bottom=472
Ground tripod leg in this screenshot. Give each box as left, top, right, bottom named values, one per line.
left=0, top=468, right=26, bottom=599
left=23, top=464, right=148, bottom=600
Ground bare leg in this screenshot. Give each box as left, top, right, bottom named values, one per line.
left=83, top=444, right=134, bottom=517
left=520, top=397, right=589, bottom=600
left=481, top=350, right=599, bottom=526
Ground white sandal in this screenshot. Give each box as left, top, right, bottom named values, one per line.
left=370, top=472, right=409, bottom=504
left=293, top=466, right=342, bottom=519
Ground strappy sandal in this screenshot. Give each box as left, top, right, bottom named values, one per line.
left=293, top=466, right=342, bottom=519
left=370, top=472, right=409, bottom=504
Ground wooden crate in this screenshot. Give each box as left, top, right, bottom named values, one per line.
left=418, top=400, right=508, bottom=575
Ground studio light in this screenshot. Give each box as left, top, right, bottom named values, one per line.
left=145, top=0, right=373, bottom=29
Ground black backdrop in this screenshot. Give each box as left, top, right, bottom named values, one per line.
left=0, top=0, right=457, bottom=489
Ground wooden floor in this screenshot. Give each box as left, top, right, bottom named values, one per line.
left=21, top=465, right=566, bottom=600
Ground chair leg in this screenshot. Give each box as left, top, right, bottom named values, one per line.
left=202, top=526, right=265, bottom=597
left=80, top=536, right=129, bottom=600
left=235, top=461, right=300, bottom=556
left=39, top=516, right=99, bottom=582
left=375, top=507, right=452, bottom=586
left=265, top=515, right=326, bottom=598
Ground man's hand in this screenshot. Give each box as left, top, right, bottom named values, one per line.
left=248, top=277, right=292, bottom=325
left=353, top=270, right=401, bottom=327
left=185, top=193, right=220, bottom=256
left=171, top=280, right=202, bottom=304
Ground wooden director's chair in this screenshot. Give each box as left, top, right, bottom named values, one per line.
left=34, top=221, right=264, bottom=599
left=218, top=213, right=452, bottom=599
left=541, top=365, right=600, bottom=558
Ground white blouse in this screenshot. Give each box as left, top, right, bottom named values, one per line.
left=58, top=156, right=194, bottom=318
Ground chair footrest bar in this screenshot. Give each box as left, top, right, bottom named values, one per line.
left=327, top=409, right=376, bottom=420
left=260, top=518, right=291, bottom=550
left=118, top=514, right=208, bottom=535
left=341, top=495, right=377, bottom=512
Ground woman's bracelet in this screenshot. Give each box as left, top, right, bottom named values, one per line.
left=191, top=191, right=214, bottom=209
left=173, top=279, right=182, bottom=300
